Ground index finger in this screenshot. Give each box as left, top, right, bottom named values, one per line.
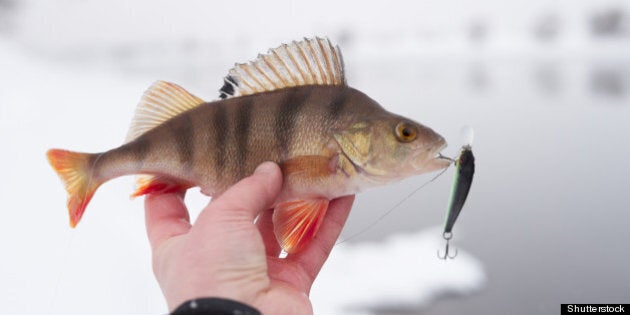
left=144, top=192, right=192, bottom=250
left=194, top=162, right=282, bottom=228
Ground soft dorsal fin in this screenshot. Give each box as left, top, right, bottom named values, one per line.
left=219, top=37, right=346, bottom=99
left=126, top=81, right=205, bottom=143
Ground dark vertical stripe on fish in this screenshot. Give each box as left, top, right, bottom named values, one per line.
left=327, top=87, right=348, bottom=119
left=235, top=99, right=252, bottom=178
left=213, top=103, right=228, bottom=178
left=170, top=113, right=194, bottom=168
left=274, top=87, right=313, bottom=159
left=127, top=136, right=151, bottom=169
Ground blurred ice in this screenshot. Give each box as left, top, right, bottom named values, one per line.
left=312, top=228, right=485, bottom=315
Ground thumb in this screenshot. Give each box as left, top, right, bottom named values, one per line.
left=195, top=162, right=283, bottom=226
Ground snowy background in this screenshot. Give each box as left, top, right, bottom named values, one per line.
left=1, top=0, right=630, bottom=314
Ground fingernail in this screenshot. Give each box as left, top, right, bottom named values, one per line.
left=254, top=161, right=276, bottom=175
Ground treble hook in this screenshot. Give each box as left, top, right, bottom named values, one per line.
left=437, top=232, right=458, bottom=260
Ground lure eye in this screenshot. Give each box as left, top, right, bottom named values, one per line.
left=395, top=122, right=417, bottom=142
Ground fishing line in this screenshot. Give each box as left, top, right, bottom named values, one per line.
left=335, top=165, right=451, bottom=245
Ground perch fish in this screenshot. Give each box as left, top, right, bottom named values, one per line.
left=47, top=37, right=451, bottom=253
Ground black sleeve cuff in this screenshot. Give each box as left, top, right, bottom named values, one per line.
left=170, top=297, right=261, bottom=315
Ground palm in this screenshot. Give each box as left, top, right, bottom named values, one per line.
left=144, top=162, right=353, bottom=313
left=238, top=198, right=353, bottom=315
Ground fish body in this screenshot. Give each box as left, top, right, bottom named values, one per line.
left=47, top=37, right=450, bottom=253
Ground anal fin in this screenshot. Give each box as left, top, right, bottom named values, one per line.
left=273, top=198, right=329, bottom=254
left=131, top=175, right=191, bottom=197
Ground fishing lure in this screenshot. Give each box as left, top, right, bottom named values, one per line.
left=438, top=127, right=475, bottom=260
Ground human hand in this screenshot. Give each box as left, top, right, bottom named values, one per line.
left=144, top=162, right=355, bottom=314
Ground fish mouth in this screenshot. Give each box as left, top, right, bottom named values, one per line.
left=434, top=142, right=454, bottom=162
left=432, top=143, right=454, bottom=167
left=414, top=141, right=453, bottom=174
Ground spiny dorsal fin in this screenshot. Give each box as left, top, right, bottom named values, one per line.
left=219, top=37, right=346, bottom=99
left=126, top=81, right=205, bottom=143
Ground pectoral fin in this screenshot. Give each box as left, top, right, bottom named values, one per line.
left=273, top=198, right=329, bottom=254
left=280, top=155, right=337, bottom=179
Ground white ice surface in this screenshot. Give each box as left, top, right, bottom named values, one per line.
left=0, top=40, right=484, bottom=315
left=312, top=228, right=485, bottom=315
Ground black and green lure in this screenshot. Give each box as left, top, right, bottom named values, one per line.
left=438, top=143, right=475, bottom=260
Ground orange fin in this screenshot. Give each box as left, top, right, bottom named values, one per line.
left=131, top=175, right=190, bottom=197
left=280, top=155, right=338, bottom=179
left=125, top=81, right=205, bottom=143
left=273, top=198, right=329, bottom=254
left=46, top=149, right=102, bottom=228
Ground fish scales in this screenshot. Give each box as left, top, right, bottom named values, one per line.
left=211, top=86, right=362, bottom=192
left=233, top=98, right=253, bottom=179
left=274, top=86, right=312, bottom=160
left=210, top=102, right=228, bottom=179
left=94, top=86, right=379, bottom=195
left=46, top=37, right=451, bottom=253
left=170, top=112, right=194, bottom=168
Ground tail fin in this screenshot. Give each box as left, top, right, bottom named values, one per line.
left=46, top=149, right=102, bottom=228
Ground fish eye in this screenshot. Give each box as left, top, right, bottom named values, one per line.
left=395, top=122, right=417, bottom=142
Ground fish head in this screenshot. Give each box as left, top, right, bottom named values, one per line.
left=334, top=115, right=451, bottom=185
